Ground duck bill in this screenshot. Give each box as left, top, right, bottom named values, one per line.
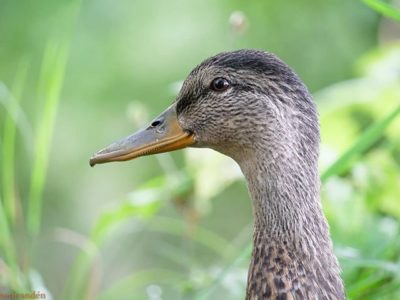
left=89, top=105, right=194, bottom=167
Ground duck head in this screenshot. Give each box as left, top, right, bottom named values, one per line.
left=90, top=49, right=318, bottom=167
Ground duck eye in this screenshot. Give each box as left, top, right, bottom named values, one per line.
left=210, top=77, right=230, bottom=92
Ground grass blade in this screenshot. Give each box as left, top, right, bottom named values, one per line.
left=321, top=104, right=400, bottom=182
left=2, top=61, right=29, bottom=225
left=27, top=42, right=69, bottom=236
left=363, top=0, right=400, bottom=22
left=0, top=82, right=34, bottom=155
left=0, top=196, right=21, bottom=290
left=0, top=63, right=30, bottom=292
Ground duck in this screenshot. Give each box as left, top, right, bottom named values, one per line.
left=89, top=49, right=345, bottom=300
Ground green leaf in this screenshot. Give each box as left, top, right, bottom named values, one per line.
left=363, top=0, right=400, bottom=22
left=321, top=104, right=400, bottom=182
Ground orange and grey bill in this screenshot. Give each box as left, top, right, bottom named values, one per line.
left=89, top=105, right=194, bottom=167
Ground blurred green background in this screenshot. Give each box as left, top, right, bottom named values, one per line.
left=0, top=0, right=400, bottom=299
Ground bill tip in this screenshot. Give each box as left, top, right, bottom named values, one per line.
left=89, top=158, right=96, bottom=167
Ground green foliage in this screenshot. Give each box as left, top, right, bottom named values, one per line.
left=321, top=104, right=400, bottom=182
left=318, top=44, right=400, bottom=300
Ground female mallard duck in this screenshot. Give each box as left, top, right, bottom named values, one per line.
left=90, top=49, right=345, bottom=299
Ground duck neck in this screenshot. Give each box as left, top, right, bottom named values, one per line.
left=241, top=153, right=326, bottom=244
left=239, top=151, right=345, bottom=298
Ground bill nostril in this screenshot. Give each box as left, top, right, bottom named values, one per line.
left=151, top=120, right=162, bottom=127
